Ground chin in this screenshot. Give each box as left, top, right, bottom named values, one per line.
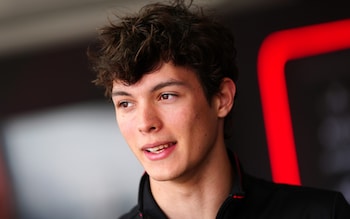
left=148, top=172, right=174, bottom=182
left=147, top=168, right=181, bottom=182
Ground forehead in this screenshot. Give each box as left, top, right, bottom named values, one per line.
left=112, top=63, right=200, bottom=92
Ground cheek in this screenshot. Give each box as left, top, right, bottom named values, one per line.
left=116, top=114, right=133, bottom=140
left=167, top=107, right=193, bottom=126
left=190, top=107, right=218, bottom=140
left=168, top=107, right=204, bottom=138
left=117, top=117, right=140, bottom=155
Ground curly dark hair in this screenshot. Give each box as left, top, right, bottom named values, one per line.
left=88, top=0, right=238, bottom=138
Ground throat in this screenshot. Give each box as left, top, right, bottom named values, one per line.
left=149, top=170, right=232, bottom=219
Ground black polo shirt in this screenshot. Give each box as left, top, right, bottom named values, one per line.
left=119, top=151, right=350, bottom=219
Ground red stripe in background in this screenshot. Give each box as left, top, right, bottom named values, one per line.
left=257, top=19, right=350, bottom=185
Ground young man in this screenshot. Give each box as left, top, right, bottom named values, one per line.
left=88, top=0, right=350, bottom=218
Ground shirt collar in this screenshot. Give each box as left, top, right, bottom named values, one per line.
left=136, top=149, right=245, bottom=218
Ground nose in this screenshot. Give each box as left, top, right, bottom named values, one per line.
left=137, top=103, right=162, bottom=134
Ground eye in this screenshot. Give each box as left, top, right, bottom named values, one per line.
left=118, top=101, right=133, bottom=108
left=159, top=93, right=176, bottom=100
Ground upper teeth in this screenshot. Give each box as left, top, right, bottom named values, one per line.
left=146, top=144, right=170, bottom=153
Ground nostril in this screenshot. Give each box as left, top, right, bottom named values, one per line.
left=137, top=107, right=162, bottom=133
left=138, top=124, right=159, bottom=133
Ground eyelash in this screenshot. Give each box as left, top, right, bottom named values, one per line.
left=118, top=101, right=132, bottom=108
left=159, top=93, right=177, bottom=100
left=115, top=93, right=178, bottom=109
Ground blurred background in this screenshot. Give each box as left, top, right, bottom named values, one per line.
left=1, top=0, right=349, bottom=218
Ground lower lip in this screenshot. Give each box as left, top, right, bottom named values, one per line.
left=143, top=144, right=176, bottom=161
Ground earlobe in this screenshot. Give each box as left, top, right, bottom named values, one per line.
left=216, top=78, right=236, bottom=118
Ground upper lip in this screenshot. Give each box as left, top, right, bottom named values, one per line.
left=141, top=141, right=176, bottom=151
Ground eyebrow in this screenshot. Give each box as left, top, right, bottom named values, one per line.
left=151, top=80, right=187, bottom=92
left=111, top=90, right=131, bottom=97
left=111, top=79, right=187, bottom=97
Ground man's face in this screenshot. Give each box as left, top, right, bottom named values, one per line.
left=112, top=62, right=227, bottom=182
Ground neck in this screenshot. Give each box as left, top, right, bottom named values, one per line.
left=149, top=145, right=233, bottom=219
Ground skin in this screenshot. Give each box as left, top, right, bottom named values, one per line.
left=112, top=62, right=236, bottom=218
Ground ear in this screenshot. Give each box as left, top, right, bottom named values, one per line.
left=215, top=78, right=236, bottom=118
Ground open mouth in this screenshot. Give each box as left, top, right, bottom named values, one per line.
left=145, top=142, right=176, bottom=154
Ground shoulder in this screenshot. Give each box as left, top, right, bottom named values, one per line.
left=243, top=174, right=350, bottom=218
left=118, top=206, right=139, bottom=219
